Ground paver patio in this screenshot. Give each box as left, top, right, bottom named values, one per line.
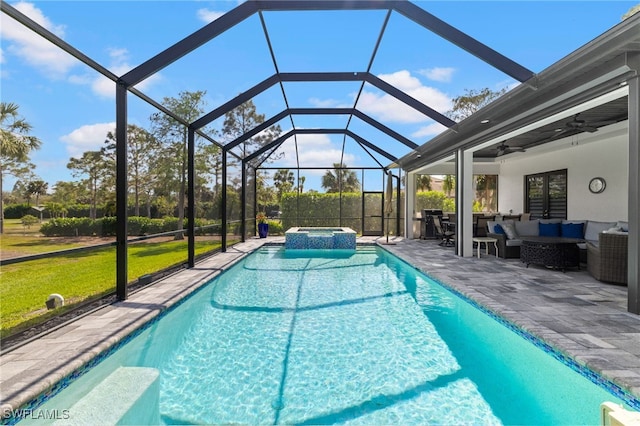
left=1, top=236, right=639, bottom=418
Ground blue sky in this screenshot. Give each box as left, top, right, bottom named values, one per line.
left=1, top=1, right=637, bottom=192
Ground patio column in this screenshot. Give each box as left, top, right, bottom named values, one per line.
left=405, top=171, right=417, bottom=238
left=456, top=148, right=474, bottom=257
left=628, top=52, right=640, bottom=314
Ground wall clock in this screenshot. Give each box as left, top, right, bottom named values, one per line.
left=588, top=177, right=606, bottom=194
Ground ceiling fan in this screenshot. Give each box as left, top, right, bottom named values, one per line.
left=496, top=141, right=526, bottom=157
left=549, top=113, right=617, bottom=140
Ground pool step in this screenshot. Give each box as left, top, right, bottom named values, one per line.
left=56, top=367, right=159, bottom=425
left=601, top=402, right=640, bottom=426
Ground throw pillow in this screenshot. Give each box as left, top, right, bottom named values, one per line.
left=561, top=222, right=584, bottom=239
left=493, top=224, right=506, bottom=235
left=616, top=221, right=629, bottom=232
left=539, top=222, right=560, bottom=237
left=502, top=223, right=518, bottom=240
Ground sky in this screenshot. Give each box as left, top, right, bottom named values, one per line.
left=1, top=0, right=637, bottom=193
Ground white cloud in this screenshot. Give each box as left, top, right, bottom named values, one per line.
left=356, top=70, right=452, bottom=124
left=67, top=48, right=161, bottom=98
left=197, top=8, right=225, bottom=23
left=308, top=97, right=350, bottom=108
left=0, top=2, right=77, bottom=77
left=418, top=67, right=455, bottom=82
left=276, top=133, right=356, bottom=171
left=60, top=122, right=115, bottom=159
left=411, top=122, right=448, bottom=139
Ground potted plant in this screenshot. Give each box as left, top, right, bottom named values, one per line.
left=257, top=212, right=269, bottom=238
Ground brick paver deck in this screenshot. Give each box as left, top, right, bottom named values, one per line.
left=1, top=236, right=639, bottom=418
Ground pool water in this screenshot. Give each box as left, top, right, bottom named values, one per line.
left=26, top=246, right=634, bottom=425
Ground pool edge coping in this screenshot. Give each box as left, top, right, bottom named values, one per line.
left=0, top=240, right=268, bottom=424
left=2, top=239, right=639, bottom=423
left=376, top=243, right=640, bottom=410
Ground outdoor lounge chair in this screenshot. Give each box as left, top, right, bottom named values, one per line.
left=587, top=232, right=628, bottom=285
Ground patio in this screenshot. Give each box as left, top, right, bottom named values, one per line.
left=1, top=237, right=639, bottom=418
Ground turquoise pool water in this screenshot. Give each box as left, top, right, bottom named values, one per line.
left=23, top=246, right=636, bottom=425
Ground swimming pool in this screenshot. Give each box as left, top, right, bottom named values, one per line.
left=18, top=246, right=638, bottom=424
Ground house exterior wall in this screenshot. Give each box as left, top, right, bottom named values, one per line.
left=497, top=122, right=629, bottom=222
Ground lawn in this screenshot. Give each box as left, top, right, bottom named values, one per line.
left=0, top=219, right=233, bottom=338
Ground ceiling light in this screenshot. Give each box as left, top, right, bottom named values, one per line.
left=480, top=119, right=490, bottom=124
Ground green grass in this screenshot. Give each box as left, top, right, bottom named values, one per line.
left=0, top=220, right=239, bottom=338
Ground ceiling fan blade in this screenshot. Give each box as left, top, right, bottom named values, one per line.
left=548, top=129, right=569, bottom=140
left=496, top=149, right=505, bottom=157
left=511, top=146, right=526, bottom=152
left=590, top=120, right=617, bottom=127
left=583, top=126, right=598, bottom=132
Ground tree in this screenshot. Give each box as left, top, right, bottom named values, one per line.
left=194, top=141, right=221, bottom=210
left=51, top=181, right=87, bottom=206
left=45, top=201, right=67, bottom=218
left=475, top=175, right=497, bottom=212
left=26, top=179, right=48, bottom=207
left=221, top=99, right=282, bottom=163
left=443, top=174, right=455, bottom=197
left=273, top=169, right=294, bottom=201
left=67, top=149, right=114, bottom=219
left=622, top=4, right=640, bottom=19
left=105, top=124, right=161, bottom=217
left=446, top=88, right=507, bottom=122
left=321, top=163, right=360, bottom=193
left=297, top=176, right=306, bottom=193
left=150, top=91, right=208, bottom=239
left=221, top=99, right=282, bottom=223
left=416, top=175, right=432, bottom=191
left=0, top=102, right=42, bottom=233
left=255, top=170, right=276, bottom=213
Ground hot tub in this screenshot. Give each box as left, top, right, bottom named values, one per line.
left=285, top=227, right=356, bottom=249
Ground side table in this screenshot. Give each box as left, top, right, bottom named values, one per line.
left=472, top=237, right=498, bottom=258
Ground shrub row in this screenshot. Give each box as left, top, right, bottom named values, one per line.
left=40, top=217, right=220, bottom=237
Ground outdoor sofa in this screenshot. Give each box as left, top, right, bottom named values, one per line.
left=486, top=218, right=627, bottom=262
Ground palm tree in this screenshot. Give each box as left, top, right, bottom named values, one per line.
left=443, top=174, right=456, bottom=197
left=1, top=102, right=42, bottom=233
left=27, top=179, right=48, bottom=207
left=321, top=163, right=360, bottom=193
left=417, top=175, right=432, bottom=191
left=273, top=169, right=295, bottom=201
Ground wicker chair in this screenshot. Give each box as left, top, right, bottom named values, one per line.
left=586, top=233, right=628, bottom=285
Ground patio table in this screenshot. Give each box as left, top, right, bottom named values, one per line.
left=520, top=236, right=584, bottom=272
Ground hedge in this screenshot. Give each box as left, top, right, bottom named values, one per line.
left=39, top=217, right=220, bottom=237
